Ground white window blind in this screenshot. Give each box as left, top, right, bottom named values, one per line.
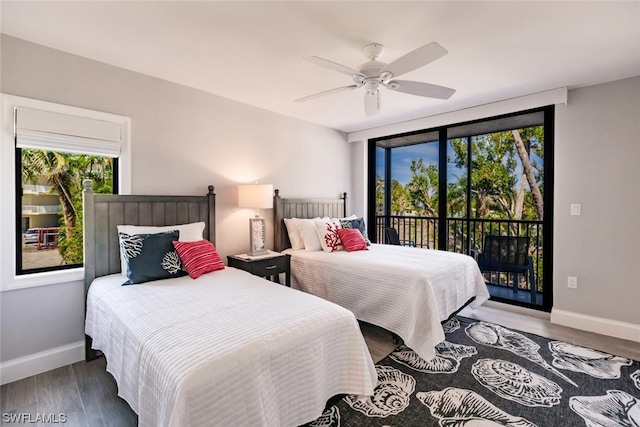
left=15, top=107, right=122, bottom=157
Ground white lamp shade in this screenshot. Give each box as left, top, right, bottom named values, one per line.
left=238, top=184, right=274, bottom=209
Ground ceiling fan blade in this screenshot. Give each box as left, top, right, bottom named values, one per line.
left=305, top=56, right=364, bottom=77
left=381, top=42, right=448, bottom=78
left=386, top=80, right=456, bottom=99
left=364, top=91, right=380, bottom=117
left=295, top=85, right=360, bottom=103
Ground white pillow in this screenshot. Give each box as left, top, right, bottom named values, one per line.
left=284, top=218, right=304, bottom=250
left=315, top=218, right=343, bottom=252
left=296, top=217, right=324, bottom=252
left=116, top=222, right=205, bottom=275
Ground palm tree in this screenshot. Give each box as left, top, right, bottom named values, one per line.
left=21, top=149, right=113, bottom=264
left=22, top=150, right=77, bottom=239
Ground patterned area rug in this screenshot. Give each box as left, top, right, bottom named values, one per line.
left=306, top=316, right=640, bottom=426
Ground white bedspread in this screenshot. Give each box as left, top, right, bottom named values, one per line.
left=86, top=267, right=376, bottom=427
left=284, top=244, right=490, bottom=361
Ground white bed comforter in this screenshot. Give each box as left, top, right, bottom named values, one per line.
left=285, top=244, right=490, bottom=361
left=85, top=267, right=376, bottom=427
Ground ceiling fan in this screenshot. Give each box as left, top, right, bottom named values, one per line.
left=295, top=42, right=456, bottom=117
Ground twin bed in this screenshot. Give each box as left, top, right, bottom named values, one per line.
left=82, top=183, right=376, bottom=427
left=83, top=184, right=488, bottom=427
left=273, top=190, right=490, bottom=361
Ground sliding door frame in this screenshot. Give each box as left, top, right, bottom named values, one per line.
left=367, top=105, right=555, bottom=312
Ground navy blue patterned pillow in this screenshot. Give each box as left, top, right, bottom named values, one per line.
left=339, top=217, right=372, bottom=246
left=119, top=230, right=186, bottom=285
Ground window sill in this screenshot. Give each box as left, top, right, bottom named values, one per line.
left=2, top=268, right=84, bottom=292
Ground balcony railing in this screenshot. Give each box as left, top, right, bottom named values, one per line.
left=22, top=205, right=61, bottom=215
left=375, top=215, right=544, bottom=297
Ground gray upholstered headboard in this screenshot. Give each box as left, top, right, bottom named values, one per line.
left=273, top=189, right=347, bottom=252
left=82, top=180, right=216, bottom=291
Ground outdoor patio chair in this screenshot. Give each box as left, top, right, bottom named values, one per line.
left=384, top=227, right=401, bottom=245
left=474, top=235, right=537, bottom=304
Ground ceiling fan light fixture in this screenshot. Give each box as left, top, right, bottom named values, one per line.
left=364, top=90, right=381, bottom=117
left=364, top=78, right=380, bottom=94
left=297, top=41, right=455, bottom=115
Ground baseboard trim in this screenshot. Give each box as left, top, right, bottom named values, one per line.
left=0, top=341, right=84, bottom=385
left=551, top=309, right=640, bottom=343
left=482, top=299, right=551, bottom=320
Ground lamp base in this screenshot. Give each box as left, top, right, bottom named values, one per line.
left=248, top=217, right=268, bottom=256
left=247, top=248, right=269, bottom=256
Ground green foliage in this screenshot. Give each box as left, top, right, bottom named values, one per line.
left=375, top=174, right=385, bottom=215
left=390, top=179, right=409, bottom=214
left=406, top=158, right=438, bottom=216
left=447, top=128, right=544, bottom=221
left=22, top=150, right=113, bottom=265
left=377, top=125, right=544, bottom=229
left=376, top=125, right=546, bottom=291
left=446, top=179, right=467, bottom=218
left=58, top=156, right=113, bottom=264
left=56, top=199, right=84, bottom=264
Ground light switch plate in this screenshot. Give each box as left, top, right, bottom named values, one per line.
left=570, top=204, right=581, bottom=216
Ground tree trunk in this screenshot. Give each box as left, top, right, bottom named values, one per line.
left=512, top=130, right=544, bottom=219
left=51, top=174, right=76, bottom=239
left=514, top=173, right=526, bottom=220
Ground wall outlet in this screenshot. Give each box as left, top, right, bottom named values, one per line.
left=567, top=276, right=578, bottom=289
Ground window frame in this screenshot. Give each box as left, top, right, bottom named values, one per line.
left=1, top=94, right=131, bottom=291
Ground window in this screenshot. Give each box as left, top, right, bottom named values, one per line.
left=369, top=106, right=554, bottom=311
left=1, top=94, right=130, bottom=289
left=18, top=149, right=117, bottom=273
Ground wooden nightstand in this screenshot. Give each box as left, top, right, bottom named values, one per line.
left=227, top=252, right=291, bottom=287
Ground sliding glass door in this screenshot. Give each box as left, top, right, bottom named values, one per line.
left=369, top=106, right=554, bottom=311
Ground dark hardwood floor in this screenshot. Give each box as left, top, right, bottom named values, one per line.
left=2, top=306, right=638, bottom=426
left=1, top=357, right=137, bottom=427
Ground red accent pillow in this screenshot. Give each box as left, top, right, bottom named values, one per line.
left=337, top=228, right=369, bottom=252
left=173, top=239, right=224, bottom=279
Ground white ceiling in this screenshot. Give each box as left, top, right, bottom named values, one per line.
left=2, top=1, right=639, bottom=134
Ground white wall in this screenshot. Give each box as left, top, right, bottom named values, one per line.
left=552, top=76, right=640, bottom=335
left=349, top=139, right=367, bottom=218
left=0, top=35, right=352, bottom=375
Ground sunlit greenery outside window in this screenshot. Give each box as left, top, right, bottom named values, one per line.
left=448, top=127, right=544, bottom=222
left=371, top=107, right=552, bottom=310
left=373, top=109, right=547, bottom=248
left=18, top=149, right=116, bottom=274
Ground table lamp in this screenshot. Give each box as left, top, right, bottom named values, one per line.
left=238, top=183, right=273, bottom=256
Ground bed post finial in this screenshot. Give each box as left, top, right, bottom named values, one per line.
left=83, top=179, right=93, bottom=193
left=206, top=185, right=216, bottom=245
left=273, top=189, right=283, bottom=252
left=342, top=192, right=348, bottom=217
